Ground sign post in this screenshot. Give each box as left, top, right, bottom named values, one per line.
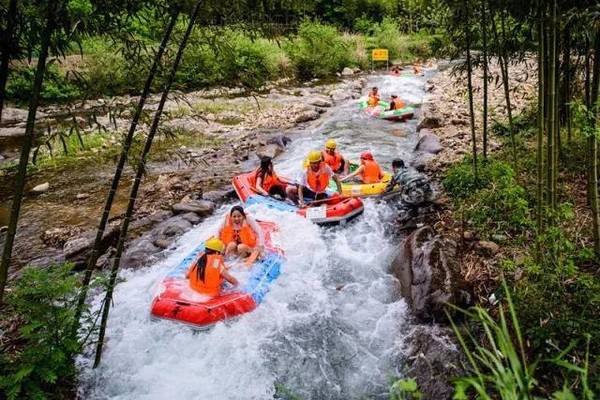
left=371, top=48, right=389, bottom=71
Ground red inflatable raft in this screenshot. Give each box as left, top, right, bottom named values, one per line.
left=232, top=172, right=364, bottom=225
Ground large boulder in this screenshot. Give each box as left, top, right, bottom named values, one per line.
left=391, top=226, right=472, bottom=322
left=330, top=89, right=352, bottom=102
left=417, top=112, right=444, bottom=130
left=295, top=110, right=320, bottom=123
left=414, top=132, right=443, bottom=154
left=308, top=96, right=333, bottom=108
left=256, top=143, right=284, bottom=159
left=171, top=199, right=214, bottom=216
left=341, top=67, right=354, bottom=76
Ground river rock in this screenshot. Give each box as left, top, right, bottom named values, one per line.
left=391, top=226, right=472, bottom=323
left=181, top=212, right=202, bottom=225
left=30, top=182, right=50, bottom=194
left=256, top=143, right=284, bottom=159
left=202, top=189, right=237, bottom=203
left=63, top=223, right=121, bottom=266
left=341, top=67, right=354, bottom=76
left=76, top=193, right=90, bottom=200
left=417, top=112, right=444, bottom=130
left=475, top=240, right=499, bottom=256
left=414, top=132, right=442, bottom=154
left=401, top=325, right=467, bottom=400
left=295, top=110, right=320, bottom=123
left=331, top=89, right=351, bottom=102
left=266, top=134, right=292, bottom=148
left=308, top=97, right=333, bottom=108
left=1, top=107, right=31, bottom=126
left=171, top=199, right=214, bottom=216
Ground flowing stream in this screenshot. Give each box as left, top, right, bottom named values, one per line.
left=78, top=72, right=431, bottom=400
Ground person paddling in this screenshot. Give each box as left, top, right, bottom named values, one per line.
left=288, top=151, right=343, bottom=207
left=186, top=237, right=238, bottom=297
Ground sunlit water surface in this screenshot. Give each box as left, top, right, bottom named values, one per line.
left=78, top=72, right=432, bottom=400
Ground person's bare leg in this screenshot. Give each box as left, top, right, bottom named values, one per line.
left=238, top=244, right=252, bottom=257
left=225, top=242, right=237, bottom=256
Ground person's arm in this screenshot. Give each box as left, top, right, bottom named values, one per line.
left=341, top=166, right=363, bottom=182
left=245, top=215, right=265, bottom=248
left=298, top=185, right=306, bottom=207
left=221, top=268, right=238, bottom=286
left=255, top=176, right=269, bottom=197
left=333, top=174, right=343, bottom=194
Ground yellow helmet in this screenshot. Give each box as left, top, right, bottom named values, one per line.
left=325, top=139, right=337, bottom=149
left=307, top=151, right=322, bottom=163
left=205, top=237, right=225, bottom=253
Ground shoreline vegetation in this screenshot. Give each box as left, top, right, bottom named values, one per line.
left=1, top=1, right=599, bottom=399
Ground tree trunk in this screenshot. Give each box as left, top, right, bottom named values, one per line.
left=588, top=30, right=600, bottom=257
left=481, top=0, right=488, bottom=161
left=94, top=0, right=203, bottom=367
left=465, top=1, right=477, bottom=180
left=0, top=0, right=19, bottom=123
left=0, top=0, right=57, bottom=303
left=536, top=12, right=545, bottom=263
left=547, top=9, right=556, bottom=214
left=73, top=9, right=180, bottom=328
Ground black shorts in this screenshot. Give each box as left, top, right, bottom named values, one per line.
left=302, top=187, right=328, bottom=201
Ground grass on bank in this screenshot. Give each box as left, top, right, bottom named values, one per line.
left=442, top=110, right=600, bottom=397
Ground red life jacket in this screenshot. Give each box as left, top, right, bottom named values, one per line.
left=305, top=163, right=330, bottom=194
left=219, top=214, right=257, bottom=247
left=360, top=159, right=383, bottom=184
left=189, top=253, right=225, bottom=296
left=321, top=150, right=343, bottom=172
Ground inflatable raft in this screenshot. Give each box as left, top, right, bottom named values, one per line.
left=329, top=163, right=393, bottom=197
left=150, top=221, right=284, bottom=330
left=232, top=172, right=364, bottom=225
left=359, top=99, right=415, bottom=121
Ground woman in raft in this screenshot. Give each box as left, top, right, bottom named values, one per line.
left=186, top=237, right=239, bottom=297
left=218, top=205, right=265, bottom=258
left=255, top=156, right=287, bottom=199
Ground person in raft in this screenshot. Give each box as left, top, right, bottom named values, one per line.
left=341, top=151, right=383, bottom=184
left=321, top=139, right=349, bottom=175
left=219, top=205, right=265, bottom=258
left=288, top=151, right=343, bottom=207
left=367, top=87, right=380, bottom=106
left=186, top=237, right=238, bottom=297
left=255, top=156, right=287, bottom=199
left=388, top=95, right=407, bottom=111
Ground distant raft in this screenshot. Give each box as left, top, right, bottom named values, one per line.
left=232, top=172, right=364, bottom=225
left=150, top=220, right=284, bottom=330
left=359, top=99, right=415, bottom=121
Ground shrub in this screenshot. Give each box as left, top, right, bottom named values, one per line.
left=0, top=263, right=94, bottom=400
left=284, top=20, right=354, bottom=79
left=6, top=64, right=82, bottom=104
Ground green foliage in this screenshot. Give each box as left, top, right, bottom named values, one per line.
left=285, top=20, right=353, bottom=79
left=451, top=281, right=595, bottom=400
left=0, top=263, right=94, bottom=400
left=5, top=64, right=82, bottom=104
left=444, top=158, right=532, bottom=235
left=390, top=377, right=422, bottom=400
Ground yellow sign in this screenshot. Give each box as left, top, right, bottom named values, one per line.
left=372, top=49, right=389, bottom=61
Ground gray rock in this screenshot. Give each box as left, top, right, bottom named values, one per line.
left=153, top=238, right=173, bottom=249
left=341, top=67, right=354, bottom=76
left=391, top=226, right=472, bottom=323
left=295, top=110, right=320, bottom=123
left=314, top=106, right=327, bottom=114
left=181, top=212, right=202, bottom=224
left=415, top=133, right=443, bottom=154
left=331, top=89, right=351, bottom=102
left=202, top=189, right=237, bottom=203
left=76, top=193, right=90, bottom=200
left=63, top=224, right=121, bottom=265
left=266, top=134, right=292, bottom=148
left=256, top=143, right=284, bottom=160
left=31, top=182, right=50, bottom=194
left=417, top=113, right=444, bottom=130
left=476, top=240, right=499, bottom=256
left=308, top=97, right=333, bottom=108
left=172, top=200, right=214, bottom=216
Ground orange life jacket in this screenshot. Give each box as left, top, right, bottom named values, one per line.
left=255, top=168, right=280, bottom=192
left=305, top=163, right=330, bottom=194
left=189, top=253, right=224, bottom=296
left=368, top=94, right=379, bottom=106
left=321, top=150, right=343, bottom=172
left=360, top=159, right=383, bottom=184
left=391, top=98, right=406, bottom=110
left=219, top=214, right=257, bottom=247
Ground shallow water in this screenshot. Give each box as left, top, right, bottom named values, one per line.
left=78, top=72, right=433, bottom=400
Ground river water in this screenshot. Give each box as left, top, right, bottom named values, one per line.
left=78, top=72, right=431, bottom=400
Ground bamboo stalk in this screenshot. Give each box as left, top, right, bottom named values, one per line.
left=536, top=11, right=545, bottom=263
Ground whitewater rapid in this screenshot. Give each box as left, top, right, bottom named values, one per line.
left=79, top=73, right=430, bottom=399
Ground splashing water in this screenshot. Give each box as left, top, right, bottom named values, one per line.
left=78, top=72, right=432, bottom=399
